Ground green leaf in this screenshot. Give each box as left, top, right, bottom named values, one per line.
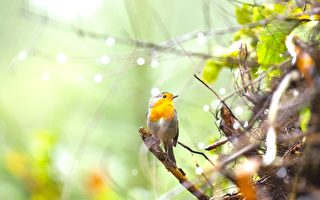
left=257, top=20, right=299, bottom=67
left=300, top=107, right=311, bottom=132
left=290, top=21, right=320, bottom=42
left=202, top=59, right=223, bottom=83
left=235, top=4, right=253, bottom=25
left=252, top=6, right=274, bottom=22
left=236, top=4, right=286, bottom=24
left=252, top=7, right=265, bottom=22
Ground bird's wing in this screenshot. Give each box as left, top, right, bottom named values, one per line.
left=173, top=109, right=179, bottom=147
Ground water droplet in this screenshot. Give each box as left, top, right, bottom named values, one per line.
left=57, top=53, right=67, bottom=64
left=100, top=55, right=110, bottom=64
left=18, top=51, right=27, bottom=61
left=151, top=88, right=160, bottom=96
left=203, top=105, right=210, bottom=112
left=219, top=88, right=226, bottom=95
left=235, top=106, right=244, bottom=116
left=93, top=74, right=103, bottom=83
left=233, top=122, right=240, bottom=130
left=41, top=71, right=50, bottom=81
left=137, top=57, right=145, bottom=65
left=197, top=32, right=206, bottom=44
left=276, top=167, right=287, bottom=178
left=195, top=167, right=204, bottom=175
left=105, top=37, right=115, bottom=47
left=197, top=143, right=205, bottom=149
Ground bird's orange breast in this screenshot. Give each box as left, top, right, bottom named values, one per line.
left=149, top=103, right=175, bottom=122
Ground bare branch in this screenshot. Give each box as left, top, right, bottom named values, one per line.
left=194, top=74, right=223, bottom=102
left=205, top=138, right=229, bottom=151
left=178, top=141, right=215, bottom=167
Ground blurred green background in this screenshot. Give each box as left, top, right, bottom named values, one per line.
left=0, top=0, right=245, bottom=199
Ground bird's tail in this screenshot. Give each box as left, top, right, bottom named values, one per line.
left=166, top=144, right=176, bottom=165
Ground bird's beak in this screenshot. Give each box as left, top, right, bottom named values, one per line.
left=172, top=95, right=179, bottom=99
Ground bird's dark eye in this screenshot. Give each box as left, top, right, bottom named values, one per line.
left=163, top=94, right=167, bottom=98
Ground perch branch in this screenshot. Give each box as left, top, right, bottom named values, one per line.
left=138, top=127, right=210, bottom=200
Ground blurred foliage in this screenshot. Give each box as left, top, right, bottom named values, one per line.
left=0, top=0, right=235, bottom=199
left=4, top=131, right=60, bottom=200
left=202, top=59, right=224, bottom=83
left=202, top=1, right=320, bottom=83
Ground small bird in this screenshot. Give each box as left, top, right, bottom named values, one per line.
left=147, top=92, right=179, bottom=165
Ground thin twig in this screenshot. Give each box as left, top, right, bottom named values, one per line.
left=194, top=74, right=223, bottom=102
left=178, top=141, right=216, bottom=167
left=221, top=59, right=291, bottom=102
left=217, top=143, right=258, bottom=170
left=178, top=141, right=237, bottom=187
left=194, top=74, right=243, bottom=127
left=22, top=8, right=215, bottom=60
left=205, top=138, right=229, bottom=151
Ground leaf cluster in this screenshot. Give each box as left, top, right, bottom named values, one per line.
left=202, top=1, right=320, bottom=83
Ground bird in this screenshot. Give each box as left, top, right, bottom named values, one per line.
left=147, top=92, right=179, bottom=165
